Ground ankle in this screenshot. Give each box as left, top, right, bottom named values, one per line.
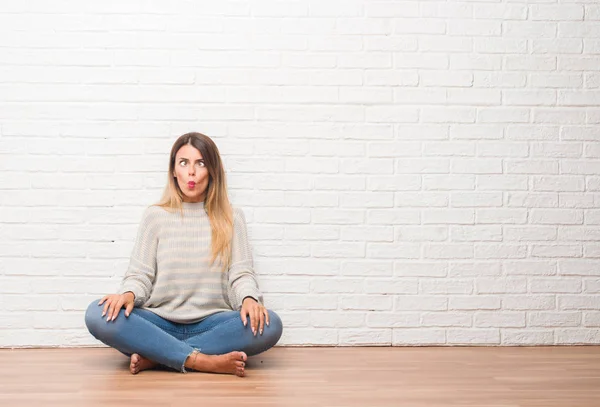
left=184, top=349, right=201, bottom=371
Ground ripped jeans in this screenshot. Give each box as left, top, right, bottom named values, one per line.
left=84, top=300, right=283, bottom=372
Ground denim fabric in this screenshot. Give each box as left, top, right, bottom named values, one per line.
left=85, top=300, right=283, bottom=372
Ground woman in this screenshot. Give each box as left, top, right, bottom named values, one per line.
left=85, top=132, right=283, bottom=377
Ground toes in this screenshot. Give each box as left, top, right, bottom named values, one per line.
left=236, top=367, right=245, bottom=377
left=130, top=354, right=140, bottom=374
left=235, top=361, right=245, bottom=368
left=234, top=351, right=247, bottom=361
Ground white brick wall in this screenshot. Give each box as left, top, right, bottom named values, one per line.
left=1, top=0, right=599, bottom=347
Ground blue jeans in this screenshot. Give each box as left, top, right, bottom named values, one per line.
left=85, top=300, right=283, bottom=373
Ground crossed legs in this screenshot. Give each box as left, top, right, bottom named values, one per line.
left=85, top=301, right=283, bottom=376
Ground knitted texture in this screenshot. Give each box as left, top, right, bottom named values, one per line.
left=118, top=201, right=262, bottom=323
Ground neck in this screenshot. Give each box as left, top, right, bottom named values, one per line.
left=182, top=200, right=205, bottom=209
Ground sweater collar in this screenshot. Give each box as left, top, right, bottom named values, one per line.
left=181, top=201, right=205, bottom=211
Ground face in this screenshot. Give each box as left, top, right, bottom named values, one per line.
left=173, top=144, right=210, bottom=203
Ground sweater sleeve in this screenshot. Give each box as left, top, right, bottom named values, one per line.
left=228, top=207, right=263, bottom=310
left=118, top=206, right=159, bottom=307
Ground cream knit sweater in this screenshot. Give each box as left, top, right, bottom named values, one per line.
left=118, top=201, right=263, bottom=323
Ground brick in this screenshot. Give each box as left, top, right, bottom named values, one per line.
left=341, top=226, right=394, bottom=242
left=502, top=295, right=555, bottom=311
left=531, top=5, right=584, bottom=21
left=395, top=192, right=449, bottom=207
left=451, top=225, right=502, bottom=242
left=476, top=278, right=527, bottom=294
left=447, top=329, right=500, bottom=345
left=503, top=260, right=557, bottom=276
left=474, top=244, right=527, bottom=259
left=367, top=312, right=419, bottom=328
left=507, top=190, right=560, bottom=207
left=450, top=296, right=501, bottom=311
left=477, top=141, right=529, bottom=158
left=422, top=312, right=472, bottom=327
left=342, top=261, right=392, bottom=277
left=448, top=20, right=501, bottom=36
left=530, top=278, right=582, bottom=293
left=311, top=311, right=365, bottom=328
left=423, top=209, right=475, bottom=225
left=284, top=192, right=338, bottom=208
left=531, top=245, right=583, bottom=258
left=532, top=39, right=583, bottom=54
left=504, top=226, right=557, bottom=242
left=365, top=279, right=418, bottom=295
left=474, top=38, right=527, bottom=54
left=340, top=295, right=392, bottom=311
left=311, top=278, right=363, bottom=294
left=555, top=329, right=600, bottom=345
left=395, top=296, right=447, bottom=311
left=368, top=242, right=421, bottom=259
left=339, top=329, right=392, bottom=345
left=421, top=279, right=473, bottom=294
left=312, top=242, right=365, bottom=258
left=423, top=243, right=473, bottom=259
left=449, top=262, right=501, bottom=277
left=424, top=175, right=475, bottom=190
left=396, top=226, right=448, bottom=242
left=367, top=175, right=421, bottom=191
left=394, top=262, right=448, bottom=277
left=474, top=312, right=526, bottom=328
left=502, top=330, right=554, bottom=345
left=530, top=209, right=583, bottom=225
left=559, top=260, right=600, bottom=276
left=284, top=225, right=340, bottom=240
left=393, top=329, right=446, bottom=345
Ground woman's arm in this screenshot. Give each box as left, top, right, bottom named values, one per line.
left=117, top=206, right=160, bottom=307
left=228, top=208, right=263, bottom=310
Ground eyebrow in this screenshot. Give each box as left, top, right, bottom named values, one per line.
left=178, top=157, right=204, bottom=161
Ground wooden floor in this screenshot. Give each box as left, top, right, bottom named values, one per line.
left=1, top=347, right=599, bottom=406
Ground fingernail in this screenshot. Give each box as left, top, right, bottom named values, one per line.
left=102, top=312, right=105, bottom=317
left=260, top=329, right=263, bottom=335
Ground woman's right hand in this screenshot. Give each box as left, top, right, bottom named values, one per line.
left=98, top=292, right=135, bottom=322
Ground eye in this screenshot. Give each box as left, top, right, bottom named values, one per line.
left=178, top=160, right=187, bottom=167
left=196, top=161, right=205, bottom=167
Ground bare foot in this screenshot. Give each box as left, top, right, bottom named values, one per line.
left=188, top=351, right=247, bottom=377
left=130, top=353, right=158, bottom=374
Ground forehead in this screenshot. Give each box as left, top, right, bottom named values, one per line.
left=175, top=144, right=203, bottom=159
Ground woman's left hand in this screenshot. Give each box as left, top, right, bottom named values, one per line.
left=240, top=297, right=269, bottom=336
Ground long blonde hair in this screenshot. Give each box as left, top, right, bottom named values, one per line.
left=156, top=132, right=234, bottom=270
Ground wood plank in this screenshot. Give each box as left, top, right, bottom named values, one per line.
left=0, top=347, right=599, bottom=406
